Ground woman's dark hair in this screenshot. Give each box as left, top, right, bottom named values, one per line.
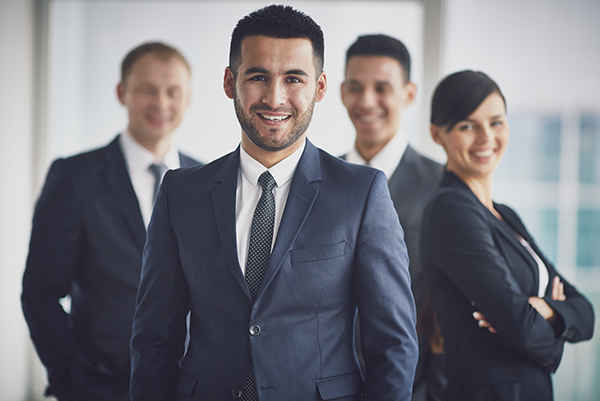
left=430, top=70, right=506, bottom=132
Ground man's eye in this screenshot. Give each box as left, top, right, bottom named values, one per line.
left=376, top=86, right=389, bottom=93
left=169, top=88, right=182, bottom=98
left=348, top=86, right=362, bottom=93
left=139, top=87, right=156, bottom=95
left=287, top=77, right=302, bottom=83
left=249, top=76, right=266, bottom=82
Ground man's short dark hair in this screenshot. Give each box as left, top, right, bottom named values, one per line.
left=121, top=42, right=191, bottom=83
left=345, top=34, right=411, bottom=83
left=229, top=5, right=324, bottom=77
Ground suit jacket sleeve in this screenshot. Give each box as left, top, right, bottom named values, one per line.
left=22, top=159, right=79, bottom=401
left=355, top=171, right=419, bottom=401
left=130, top=170, right=190, bottom=401
left=501, top=206, right=595, bottom=344
left=425, top=188, right=581, bottom=372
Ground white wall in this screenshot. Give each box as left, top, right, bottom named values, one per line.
left=0, top=1, right=35, bottom=400
left=442, top=0, right=600, bottom=113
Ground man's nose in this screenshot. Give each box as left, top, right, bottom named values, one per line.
left=152, top=90, right=170, bottom=109
left=357, top=88, right=377, bottom=108
left=262, top=81, right=286, bottom=108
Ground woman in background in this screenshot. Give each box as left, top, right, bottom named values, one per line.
left=420, top=70, right=594, bottom=401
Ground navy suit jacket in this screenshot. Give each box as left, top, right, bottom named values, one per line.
left=131, top=140, right=418, bottom=401
left=22, top=135, right=201, bottom=401
left=421, top=171, right=594, bottom=401
left=343, top=145, right=444, bottom=401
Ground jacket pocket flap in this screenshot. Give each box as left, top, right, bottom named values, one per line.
left=291, top=242, right=346, bottom=264
left=175, top=370, right=198, bottom=395
left=316, top=371, right=363, bottom=400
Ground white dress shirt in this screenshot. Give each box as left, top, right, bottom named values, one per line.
left=119, top=131, right=181, bottom=228
left=236, top=139, right=306, bottom=276
left=345, top=130, right=408, bottom=180
left=517, top=236, right=550, bottom=297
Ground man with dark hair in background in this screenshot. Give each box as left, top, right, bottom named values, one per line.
left=22, top=42, right=202, bottom=401
left=341, top=34, right=445, bottom=401
left=131, top=6, right=418, bottom=401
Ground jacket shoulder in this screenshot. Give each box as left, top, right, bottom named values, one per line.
left=178, top=152, right=203, bottom=168
left=46, top=138, right=121, bottom=179
left=318, top=147, right=380, bottom=181
left=402, top=146, right=444, bottom=178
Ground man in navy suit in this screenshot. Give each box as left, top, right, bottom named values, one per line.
left=22, top=42, right=201, bottom=401
left=130, top=6, right=418, bottom=401
left=340, top=35, right=444, bottom=401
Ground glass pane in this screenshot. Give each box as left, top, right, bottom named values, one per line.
left=577, top=209, right=600, bottom=268
left=579, top=115, right=600, bottom=184
left=496, top=115, right=561, bottom=182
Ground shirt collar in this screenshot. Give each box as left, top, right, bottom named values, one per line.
left=120, top=130, right=180, bottom=173
left=346, top=130, right=408, bottom=180
left=239, top=138, right=306, bottom=188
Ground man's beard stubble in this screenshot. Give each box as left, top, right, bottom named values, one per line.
left=233, top=88, right=316, bottom=152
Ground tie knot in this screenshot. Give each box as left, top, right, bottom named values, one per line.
left=148, top=163, right=167, bottom=179
left=258, top=171, right=276, bottom=192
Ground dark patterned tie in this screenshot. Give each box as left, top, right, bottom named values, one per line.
left=148, top=163, right=167, bottom=203
left=245, top=171, right=277, bottom=300
left=242, top=171, right=276, bottom=401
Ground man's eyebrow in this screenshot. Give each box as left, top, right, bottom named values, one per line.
left=243, top=67, right=268, bottom=75
left=242, top=67, right=309, bottom=77
left=285, top=69, right=309, bottom=77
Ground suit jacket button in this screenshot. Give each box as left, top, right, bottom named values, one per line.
left=232, top=388, right=243, bottom=398
left=249, top=324, right=261, bottom=336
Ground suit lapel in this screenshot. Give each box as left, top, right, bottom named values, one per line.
left=102, top=136, right=147, bottom=250
left=388, top=145, right=418, bottom=217
left=490, top=206, right=540, bottom=292
left=444, top=172, right=541, bottom=294
left=212, top=148, right=251, bottom=298
left=256, top=140, right=321, bottom=300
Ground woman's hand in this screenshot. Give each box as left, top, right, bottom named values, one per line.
left=528, top=276, right=566, bottom=324
left=472, top=277, right=566, bottom=332
left=551, top=276, right=566, bottom=301
left=472, top=310, right=497, bottom=333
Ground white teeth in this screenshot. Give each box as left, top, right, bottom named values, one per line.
left=259, top=113, right=289, bottom=121
left=474, top=149, right=494, bottom=158
left=358, top=116, right=378, bottom=123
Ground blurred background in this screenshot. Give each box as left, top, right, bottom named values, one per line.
left=1, top=0, right=598, bottom=399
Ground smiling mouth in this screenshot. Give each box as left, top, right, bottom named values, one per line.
left=146, top=115, right=172, bottom=124
left=355, top=115, right=381, bottom=123
left=473, top=149, right=494, bottom=158
left=258, top=113, right=291, bottom=122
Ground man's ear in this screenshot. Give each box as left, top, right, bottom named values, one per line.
left=340, top=81, right=349, bottom=106
left=403, top=81, right=417, bottom=107
left=315, top=71, right=327, bottom=103
left=117, top=82, right=126, bottom=105
left=223, top=67, right=235, bottom=99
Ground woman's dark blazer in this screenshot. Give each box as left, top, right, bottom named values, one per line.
left=420, top=171, right=594, bottom=401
